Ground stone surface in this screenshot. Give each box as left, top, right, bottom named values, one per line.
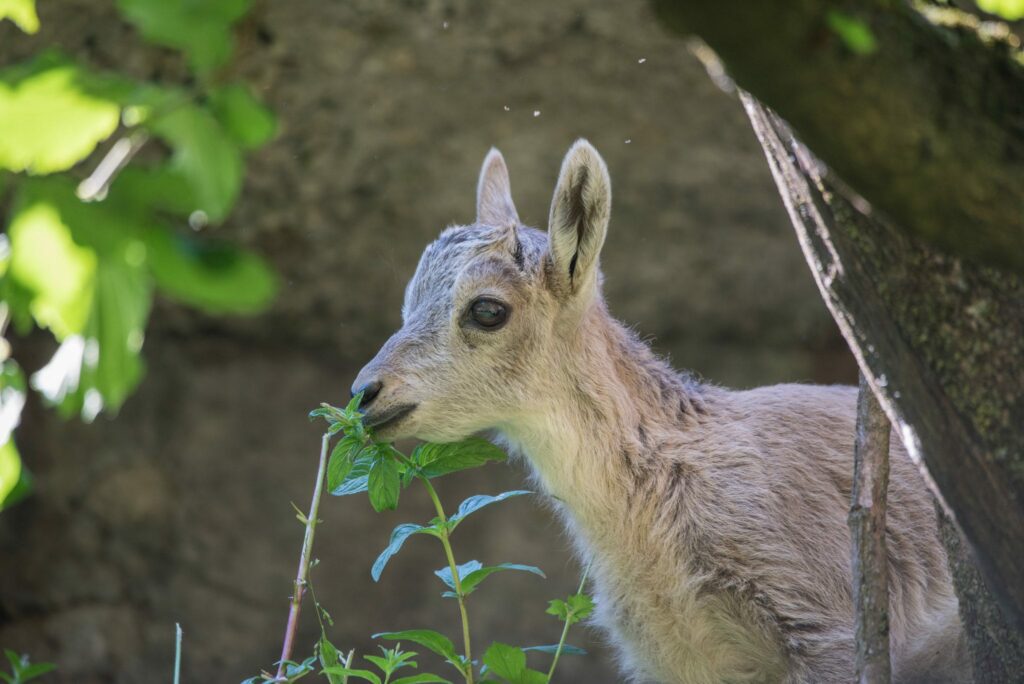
left=0, top=1, right=854, bottom=682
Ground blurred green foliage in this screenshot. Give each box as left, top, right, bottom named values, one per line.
left=976, top=0, right=1024, bottom=20
left=0, top=0, right=278, bottom=509
left=826, top=11, right=878, bottom=55
left=0, top=0, right=39, bottom=34
left=1, top=649, right=55, bottom=684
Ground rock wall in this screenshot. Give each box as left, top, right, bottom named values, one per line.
left=0, top=1, right=855, bottom=682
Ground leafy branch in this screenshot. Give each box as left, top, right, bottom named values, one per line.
left=0, top=0, right=278, bottom=513
left=246, top=397, right=592, bottom=684
left=275, top=432, right=332, bottom=681
left=1, top=650, right=54, bottom=684
left=543, top=566, right=592, bottom=682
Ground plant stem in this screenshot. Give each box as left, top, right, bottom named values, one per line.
left=341, top=649, right=355, bottom=684
left=76, top=132, right=149, bottom=201
left=174, top=623, right=183, bottom=684
left=275, top=432, right=331, bottom=681
left=420, top=476, right=474, bottom=684
left=546, top=564, right=591, bottom=683
left=546, top=616, right=573, bottom=683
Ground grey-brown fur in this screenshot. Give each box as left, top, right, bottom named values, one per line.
left=352, top=141, right=970, bottom=683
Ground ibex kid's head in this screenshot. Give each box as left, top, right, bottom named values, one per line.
left=350, top=140, right=612, bottom=443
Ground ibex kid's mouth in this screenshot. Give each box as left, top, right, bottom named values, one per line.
left=361, top=403, right=418, bottom=431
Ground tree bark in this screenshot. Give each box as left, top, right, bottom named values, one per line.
left=653, top=0, right=1024, bottom=271
left=850, top=373, right=892, bottom=683
left=739, top=94, right=1024, bottom=664
left=937, top=509, right=1024, bottom=683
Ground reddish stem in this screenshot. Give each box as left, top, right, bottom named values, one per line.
left=275, top=432, right=331, bottom=680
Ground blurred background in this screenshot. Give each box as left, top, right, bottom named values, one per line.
left=0, top=1, right=856, bottom=682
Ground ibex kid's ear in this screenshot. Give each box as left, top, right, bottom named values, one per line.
left=546, top=139, right=611, bottom=299
left=476, top=148, right=520, bottom=227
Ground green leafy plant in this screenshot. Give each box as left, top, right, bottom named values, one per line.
left=1, top=650, right=55, bottom=684
left=0, top=0, right=277, bottom=511
left=243, top=396, right=592, bottom=684
left=975, top=0, right=1024, bottom=20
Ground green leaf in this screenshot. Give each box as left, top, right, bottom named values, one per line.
left=481, top=644, right=546, bottom=684
left=331, top=452, right=374, bottom=496
left=5, top=175, right=156, bottom=415
left=310, top=402, right=347, bottom=425
left=116, top=0, right=252, bottom=75
left=0, top=54, right=123, bottom=173
left=344, top=393, right=363, bottom=416
left=92, top=252, right=151, bottom=413
left=30, top=255, right=151, bottom=419
left=362, top=647, right=417, bottom=679
left=209, top=83, right=277, bottom=149
left=318, top=636, right=344, bottom=684
left=0, top=418, right=31, bottom=512
left=382, top=648, right=418, bottom=672
left=481, top=643, right=523, bottom=680
left=566, top=593, right=595, bottom=621
left=12, top=176, right=144, bottom=256
left=309, top=407, right=332, bottom=421
left=373, top=630, right=458, bottom=665
left=449, top=490, right=531, bottom=527
left=545, top=599, right=567, bottom=620
left=282, top=657, right=317, bottom=679
left=435, top=561, right=544, bottom=597
left=411, top=438, right=506, bottom=479
left=146, top=103, right=243, bottom=222
left=825, top=11, right=877, bottom=55
left=976, top=0, right=1024, bottom=19
left=5, top=174, right=161, bottom=398
left=433, top=560, right=482, bottom=591
left=6, top=182, right=98, bottom=339
left=17, top=662, right=57, bottom=681
left=0, top=0, right=39, bottom=33
left=372, top=523, right=434, bottom=581
left=459, top=563, right=545, bottom=596
left=546, top=593, right=595, bottom=626
left=327, top=436, right=362, bottom=491
left=521, top=644, right=586, bottom=656
left=106, top=165, right=198, bottom=217
left=142, top=226, right=277, bottom=314
left=368, top=454, right=400, bottom=512
left=363, top=655, right=393, bottom=673
left=320, top=667, right=381, bottom=684
left=391, top=675, right=452, bottom=684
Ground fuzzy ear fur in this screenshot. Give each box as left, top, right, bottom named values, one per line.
left=547, top=139, right=611, bottom=298
left=476, top=148, right=520, bottom=227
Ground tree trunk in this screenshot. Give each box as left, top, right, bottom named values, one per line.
left=850, top=373, right=892, bottom=683
left=653, top=0, right=1024, bottom=271
left=938, top=509, right=1024, bottom=683
left=739, top=93, right=1024, bottom=677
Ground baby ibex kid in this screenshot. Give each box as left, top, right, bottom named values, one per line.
left=351, top=141, right=969, bottom=683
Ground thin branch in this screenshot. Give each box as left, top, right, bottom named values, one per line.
left=174, top=623, right=183, bottom=684
left=77, top=89, right=198, bottom=203
left=76, top=132, right=149, bottom=202
left=275, top=433, right=331, bottom=680
left=850, top=373, right=892, bottom=683
left=421, top=476, right=474, bottom=684
left=546, top=564, right=590, bottom=683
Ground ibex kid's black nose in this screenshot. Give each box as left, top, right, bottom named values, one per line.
left=350, top=380, right=383, bottom=408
